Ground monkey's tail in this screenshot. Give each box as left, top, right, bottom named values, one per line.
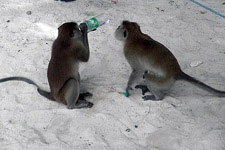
left=0, top=76, right=54, bottom=100
left=179, top=72, right=225, bottom=97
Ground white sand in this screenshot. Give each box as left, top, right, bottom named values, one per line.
left=1, top=0, right=225, bottom=149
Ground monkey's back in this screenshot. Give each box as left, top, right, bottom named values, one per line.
left=47, top=40, right=79, bottom=99
left=125, top=35, right=182, bottom=78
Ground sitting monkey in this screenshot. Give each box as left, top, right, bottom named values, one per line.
left=0, top=22, right=93, bottom=109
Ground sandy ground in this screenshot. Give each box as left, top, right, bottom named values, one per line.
left=0, top=0, right=225, bottom=150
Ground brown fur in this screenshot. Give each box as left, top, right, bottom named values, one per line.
left=47, top=22, right=91, bottom=107
left=123, top=21, right=181, bottom=78
left=115, top=20, right=225, bottom=100
left=0, top=22, right=93, bottom=108
left=124, top=32, right=182, bottom=79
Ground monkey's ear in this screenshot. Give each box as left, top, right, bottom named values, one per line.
left=122, top=20, right=130, bottom=26
left=69, top=31, right=74, bottom=38
left=123, top=31, right=127, bottom=38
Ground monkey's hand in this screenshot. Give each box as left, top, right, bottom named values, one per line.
left=135, top=85, right=150, bottom=95
left=79, top=23, right=88, bottom=33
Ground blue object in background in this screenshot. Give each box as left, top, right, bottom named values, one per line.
left=188, top=0, right=225, bottom=19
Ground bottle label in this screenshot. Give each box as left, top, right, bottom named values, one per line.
left=85, top=17, right=99, bottom=31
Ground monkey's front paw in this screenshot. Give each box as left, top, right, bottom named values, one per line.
left=135, top=85, right=150, bottom=95
left=79, top=23, right=88, bottom=33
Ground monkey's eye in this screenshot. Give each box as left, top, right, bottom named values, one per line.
left=123, top=31, right=127, bottom=38
left=69, top=31, right=74, bottom=37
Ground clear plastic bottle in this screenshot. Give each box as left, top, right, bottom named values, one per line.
left=82, top=14, right=110, bottom=32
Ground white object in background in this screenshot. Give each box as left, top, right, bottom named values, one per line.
left=190, top=61, right=203, bottom=67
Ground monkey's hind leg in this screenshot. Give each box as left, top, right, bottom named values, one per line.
left=60, top=79, right=93, bottom=109
left=143, top=73, right=173, bottom=101
left=142, top=83, right=164, bottom=101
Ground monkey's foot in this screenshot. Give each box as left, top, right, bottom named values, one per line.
left=79, top=92, right=93, bottom=100
left=142, top=95, right=162, bottom=101
left=75, top=99, right=93, bottom=109
left=135, top=84, right=150, bottom=95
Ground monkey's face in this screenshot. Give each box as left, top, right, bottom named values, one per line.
left=115, top=22, right=128, bottom=41
left=115, top=20, right=140, bottom=41
left=58, top=22, right=83, bottom=39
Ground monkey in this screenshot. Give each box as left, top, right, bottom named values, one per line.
left=0, top=22, right=93, bottom=109
left=115, top=20, right=225, bottom=101
left=47, top=22, right=93, bottom=109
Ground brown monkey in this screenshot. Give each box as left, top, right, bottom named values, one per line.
left=115, top=20, right=225, bottom=100
left=0, top=22, right=93, bottom=109
left=47, top=22, right=93, bottom=109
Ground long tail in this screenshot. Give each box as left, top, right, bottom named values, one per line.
left=179, top=72, right=225, bottom=97
left=0, top=76, right=54, bottom=100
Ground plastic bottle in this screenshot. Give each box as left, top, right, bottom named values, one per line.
left=82, top=14, right=110, bottom=32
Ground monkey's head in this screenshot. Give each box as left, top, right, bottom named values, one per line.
left=115, top=20, right=141, bottom=41
left=57, top=22, right=83, bottom=40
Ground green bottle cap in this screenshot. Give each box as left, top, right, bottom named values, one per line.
left=84, top=17, right=99, bottom=31
left=123, top=92, right=129, bottom=97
